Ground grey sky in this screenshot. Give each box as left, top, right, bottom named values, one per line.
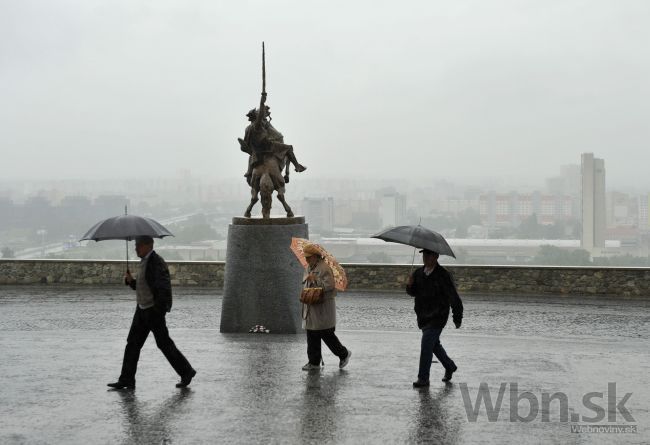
left=1, top=0, right=649, bottom=188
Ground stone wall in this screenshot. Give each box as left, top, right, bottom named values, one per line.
left=1, top=259, right=650, bottom=297
left=0, top=260, right=225, bottom=287
left=343, top=264, right=650, bottom=297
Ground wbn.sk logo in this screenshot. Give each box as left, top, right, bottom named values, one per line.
left=459, top=382, right=635, bottom=426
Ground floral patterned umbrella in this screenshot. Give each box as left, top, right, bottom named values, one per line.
left=290, top=237, right=348, bottom=291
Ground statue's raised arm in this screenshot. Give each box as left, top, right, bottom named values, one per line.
left=255, top=93, right=267, bottom=129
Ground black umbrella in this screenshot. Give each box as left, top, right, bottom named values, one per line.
left=80, top=207, right=174, bottom=271
left=371, top=225, right=456, bottom=258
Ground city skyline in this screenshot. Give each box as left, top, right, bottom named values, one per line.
left=3, top=150, right=650, bottom=266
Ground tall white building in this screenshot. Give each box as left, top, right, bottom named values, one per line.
left=546, top=164, right=581, bottom=197
left=302, top=197, right=334, bottom=233
left=638, top=195, right=650, bottom=231
left=581, top=153, right=606, bottom=252
left=380, top=193, right=406, bottom=228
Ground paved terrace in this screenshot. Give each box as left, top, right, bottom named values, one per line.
left=1, top=287, right=648, bottom=444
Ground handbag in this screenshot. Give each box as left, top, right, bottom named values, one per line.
left=300, top=287, right=324, bottom=305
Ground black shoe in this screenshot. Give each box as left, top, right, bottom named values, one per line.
left=412, top=379, right=430, bottom=388
left=442, top=365, right=457, bottom=382
left=107, top=381, right=135, bottom=390
left=339, top=350, right=352, bottom=369
left=176, top=369, right=197, bottom=388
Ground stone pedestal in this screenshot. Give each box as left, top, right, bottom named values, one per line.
left=220, top=216, right=308, bottom=333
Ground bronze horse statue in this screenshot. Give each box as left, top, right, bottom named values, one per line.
left=243, top=146, right=294, bottom=219
left=239, top=43, right=305, bottom=218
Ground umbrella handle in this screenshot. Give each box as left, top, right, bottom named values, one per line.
left=409, top=246, right=416, bottom=275
left=125, top=206, right=130, bottom=273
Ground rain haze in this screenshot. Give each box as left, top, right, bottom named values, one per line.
left=1, top=0, right=649, bottom=187
left=2, top=5, right=650, bottom=443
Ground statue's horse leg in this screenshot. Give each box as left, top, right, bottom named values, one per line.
left=284, top=159, right=290, bottom=183
left=276, top=192, right=294, bottom=218
left=244, top=192, right=259, bottom=218
left=260, top=173, right=274, bottom=219
left=244, top=179, right=260, bottom=218
left=266, top=157, right=294, bottom=218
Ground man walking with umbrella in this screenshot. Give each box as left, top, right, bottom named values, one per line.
left=407, top=249, right=463, bottom=388
left=107, top=236, right=196, bottom=390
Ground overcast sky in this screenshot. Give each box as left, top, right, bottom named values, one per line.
left=1, top=0, right=649, bottom=188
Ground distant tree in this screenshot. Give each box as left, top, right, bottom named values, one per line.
left=532, top=245, right=591, bottom=266
left=489, top=226, right=517, bottom=239
left=517, top=214, right=542, bottom=239
left=542, top=221, right=566, bottom=239
left=592, top=255, right=650, bottom=267
left=1, top=247, right=14, bottom=258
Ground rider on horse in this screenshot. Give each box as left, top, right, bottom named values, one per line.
left=238, top=95, right=306, bottom=186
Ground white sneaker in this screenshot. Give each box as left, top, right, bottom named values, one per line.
left=339, top=350, right=352, bottom=369
left=302, top=362, right=322, bottom=371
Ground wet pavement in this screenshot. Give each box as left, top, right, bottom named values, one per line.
left=1, top=286, right=648, bottom=444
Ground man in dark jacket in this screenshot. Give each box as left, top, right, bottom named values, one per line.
left=107, top=236, right=196, bottom=390
left=406, top=249, right=463, bottom=387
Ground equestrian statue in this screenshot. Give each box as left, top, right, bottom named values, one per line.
left=239, top=43, right=307, bottom=219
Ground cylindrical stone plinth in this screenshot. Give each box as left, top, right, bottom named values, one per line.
left=220, top=216, right=308, bottom=334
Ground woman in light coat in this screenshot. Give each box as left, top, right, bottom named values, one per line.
left=301, top=243, right=351, bottom=370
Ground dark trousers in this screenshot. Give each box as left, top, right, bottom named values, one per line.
left=306, top=327, right=348, bottom=365
left=119, top=306, right=193, bottom=384
left=418, top=327, right=455, bottom=381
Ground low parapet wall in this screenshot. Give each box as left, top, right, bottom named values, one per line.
left=0, top=260, right=225, bottom=287
left=1, top=259, right=649, bottom=297
left=343, top=264, right=650, bottom=297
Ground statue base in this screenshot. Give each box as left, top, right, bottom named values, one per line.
left=220, top=216, right=308, bottom=334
